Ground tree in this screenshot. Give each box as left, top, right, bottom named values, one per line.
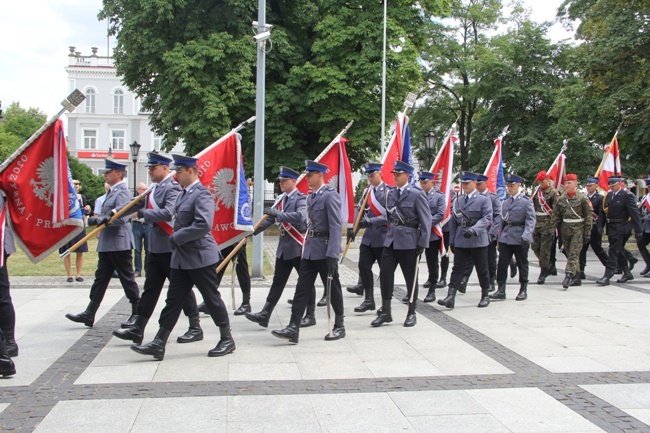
left=0, top=102, right=47, bottom=161
left=100, top=0, right=450, bottom=180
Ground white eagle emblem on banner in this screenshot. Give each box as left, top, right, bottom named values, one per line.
left=29, top=157, right=55, bottom=207
left=210, top=168, right=236, bottom=211
left=327, top=174, right=339, bottom=191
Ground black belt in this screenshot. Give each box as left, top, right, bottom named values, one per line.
left=132, top=221, right=147, bottom=224
left=391, top=220, right=420, bottom=228
left=458, top=219, right=475, bottom=228
left=308, top=230, right=329, bottom=238
left=607, top=218, right=627, bottom=223
left=503, top=221, right=525, bottom=227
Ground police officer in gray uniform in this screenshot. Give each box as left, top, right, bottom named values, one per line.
left=490, top=174, right=536, bottom=301
left=66, top=159, right=140, bottom=327
left=438, top=172, right=493, bottom=309
left=476, top=174, right=502, bottom=291
left=272, top=160, right=345, bottom=343
left=419, top=171, right=446, bottom=302
left=131, top=154, right=235, bottom=360
left=372, top=161, right=431, bottom=328
left=246, top=166, right=309, bottom=327
left=112, top=152, right=202, bottom=345
left=349, top=162, right=390, bottom=312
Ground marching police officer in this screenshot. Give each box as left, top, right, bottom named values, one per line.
left=372, top=161, right=431, bottom=327
left=66, top=159, right=140, bottom=328
left=131, top=155, right=235, bottom=360
left=245, top=166, right=309, bottom=327
left=531, top=170, right=559, bottom=284
left=418, top=171, right=446, bottom=302
left=0, top=192, right=16, bottom=376
left=637, top=179, right=650, bottom=277
left=438, top=172, right=492, bottom=309
left=490, top=174, right=535, bottom=301
left=475, top=174, right=502, bottom=291
left=579, top=176, right=610, bottom=278
left=112, top=152, right=202, bottom=345
left=550, top=174, right=592, bottom=288
left=348, top=163, right=390, bottom=312
left=596, top=176, right=643, bottom=285
left=272, top=160, right=345, bottom=343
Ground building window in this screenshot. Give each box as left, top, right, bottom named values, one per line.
left=111, top=130, right=126, bottom=150
left=153, top=134, right=163, bottom=151
left=113, top=89, right=124, bottom=114
left=85, top=88, right=95, bottom=113
left=83, top=129, right=97, bottom=149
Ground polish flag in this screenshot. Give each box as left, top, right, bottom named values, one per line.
left=429, top=125, right=458, bottom=251
left=546, top=151, right=567, bottom=193
left=380, top=112, right=410, bottom=187
left=595, top=136, right=621, bottom=191
left=483, top=128, right=507, bottom=200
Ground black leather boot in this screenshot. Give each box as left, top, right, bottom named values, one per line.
left=0, top=337, right=16, bottom=377
left=515, top=282, right=528, bottom=301
left=569, top=274, right=582, bottom=287
left=120, top=301, right=139, bottom=328
left=579, top=270, right=586, bottom=279
left=489, top=283, right=506, bottom=300
left=233, top=303, right=251, bottom=316
left=177, top=315, right=204, bottom=343
left=548, top=263, right=558, bottom=275
left=629, top=256, right=638, bottom=270
left=300, top=304, right=316, bottom=327
left=272, top=316, right=300, bottom=343
left=641, top=265, right=650, bottom=276
left=113, top=315, right=149, bottom=345
left=354, top=298, right=376, bottom=312
left=131, top=328, right=171, bottom=361
left=423, top=288, right=436, bottom=303
left=245, top=302, right=273, bottom=328
left=316, top=295, right=327, bottom=307
left=437, top=286, right=457, bottom=309
left=562, top=273, right=573, bottom=289
left=404, top=303, right=417, bottom=327
left=489, top=279, right=496, bottom=292
left=617, top=271, right=634, bottom=283
left=371, top=300, right=392, bottom=327
left=324, top=315, right=346, bottom=340
left=208, top=326, right=236, bottom=356
left=2, top=328, right=18, bottom=358
left=478, top=284, right=490, bottom=308
left=423, top=281, right=431, bottom=289
left=457, top=276, right=469, bottom=294
left=596, top=269, right=614, bottom=286
left=436, top=272, right=447, bottom=288
left=537, top=267, right=548, bottom=285
left=346, top=283, right=364, bottom=296
left=65, top=300, right=100, bottom=327
left=509, top=259, right=517, bottom=278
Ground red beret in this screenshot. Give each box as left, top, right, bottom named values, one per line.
left=565, top=173, right=577, bottom=181
left=535, top=170, right=548, bottom=182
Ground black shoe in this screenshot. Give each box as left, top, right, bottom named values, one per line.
left=562, top=273, right=572, bottom=289
left=354, top=299, right=376, bottom=313
left=641, top=265, right=650, bottom=276
left=403, top=313, right=417, bottom=327
left=569, top=275, right=582, bottom=287
left=629, top=257, right=638, bottom=271
left=113, top=315, right=148, bottom=345
left=121, top=315, right=137, bottom=329
left=537, top=268, right=548, bottom=285
left=272, top=322, right=299, bottom=344
left=596, top=276, right=610, bottom=286
left=324, top=316, right=346, bottom=340
left=346, top=284, right=364, bottom=296
left=131, top=328, right=171, bottom=361
left=423, top=289, right=436, bottom=303
left=435, top=279, right=447, bottom=288
left=477, top=296, right=490, bottom=308
left=371, top=312, right=392, bottom=327
left=489, top=283, right=506, bottom=300
left=208, top=326, right=236, bottom=357
left=245, top=308, right=271, bottom=328
left=423, top=281, right=431, bottom=289
left=65, top=301, right=100, bottom=328
left=617, top=272, right=634, bottom=283
left=233, top=303, right=251, bottom=316
left=177, top=316, right=203, bottom=343
left=515, top=283, right=528, bottom=301
left=0, top=339, right=16, bottom=377
left=316, top=296, right=327, bottom=307
left=401, top=295, right=409, bottom=304
left=1, top=328, right=18, bottom=358
left=489, top=281, right=496, bottom=292
left=614, top=267, right=623, bottom=275
left=197, top=302, right=209, bottom=314
left=300, top=315, right=316, bottom=328
left=437, top=287, right=457, bottom=309
left=579, top=271, right=586, bottom=279
left=548, top=265, right=558, bottom=276
left=457, top=277, right=468, bottom=294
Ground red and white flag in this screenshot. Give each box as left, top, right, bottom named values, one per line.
left=380, top=112, right=409, bottom=187
left=296, top=137, right=354, bottom=227
left=483, top=127, right=508, bottom=200
left=429, top=126, right=458, bottom=252
left=0, top=119, right=84, bottom=263
left=595, top=136, right=621, bottom=191
left=546, top=151, right=567, bottom=193
left=195, top=131, right=254, bottom=250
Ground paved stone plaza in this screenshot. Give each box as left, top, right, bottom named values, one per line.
left=0, top=237, right=649, bottom=432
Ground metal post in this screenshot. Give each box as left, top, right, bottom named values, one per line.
left=380, top=0, right=388, bottom=156
left=252, top=0, right=267, bottom=278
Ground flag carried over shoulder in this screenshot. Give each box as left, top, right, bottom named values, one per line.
left=484, top=126, right=508, bottom=200
left=380, top=112, right=412, bottom=187
left=429, top=124, right=458, bottom=252
left=546, top=145, right=567, bottom=193
left=296, top=128, right=355, bottom=228
left=0, top=119, right=84, bottom=263
left=195, top=131, right=254, bottom=250
left=595, top=135, right=621, bottom=191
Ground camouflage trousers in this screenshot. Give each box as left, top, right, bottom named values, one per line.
left=532, top=220, right=553, bottom=268
left=561, top=225, right=586, bottom=275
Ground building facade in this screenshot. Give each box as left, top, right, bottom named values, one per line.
left=64, top=46, right=183, bottom=191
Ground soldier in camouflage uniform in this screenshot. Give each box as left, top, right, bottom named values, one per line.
left=531, top=170, right=558, bottom=284
left=550, top=174, right=592, bottom=288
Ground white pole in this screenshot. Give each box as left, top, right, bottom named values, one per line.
left=380, top=0, right=388, bottom=157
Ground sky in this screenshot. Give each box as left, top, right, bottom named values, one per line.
left=0, top=0, right=575, bottom=119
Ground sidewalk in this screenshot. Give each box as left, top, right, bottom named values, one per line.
left=0, top=236, right=649, bottom=432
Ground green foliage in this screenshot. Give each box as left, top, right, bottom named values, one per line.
left=0, top=102, right=47, bottom=161
left=68, top=154, right=106, bottom=205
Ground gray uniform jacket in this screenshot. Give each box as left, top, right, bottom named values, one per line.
left=98, top=181, right=135, bottom=253
left=449, top=191, right=492, bottom=248
left=426, top=188, right=446, bottom=242
left=359, top=183, right=390, bottom=248
left=170, top=182, right=222, bottom=270
left=257, top=189, right=308, bottom=260
left=0, top=194, right=15, bottom=255
left=499, top=193, right=536, bottom=245
left=383, top=184, right=432, bottom=250
left=132, top=175, right=181, bottom=254
left=304, top=185, right=342, bottom=260
left=482, top=191, right=502, bottom=239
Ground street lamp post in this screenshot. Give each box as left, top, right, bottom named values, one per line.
left=423, top=130, right=435, bottom=168
left=129, top=141, right=141, bottom=196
